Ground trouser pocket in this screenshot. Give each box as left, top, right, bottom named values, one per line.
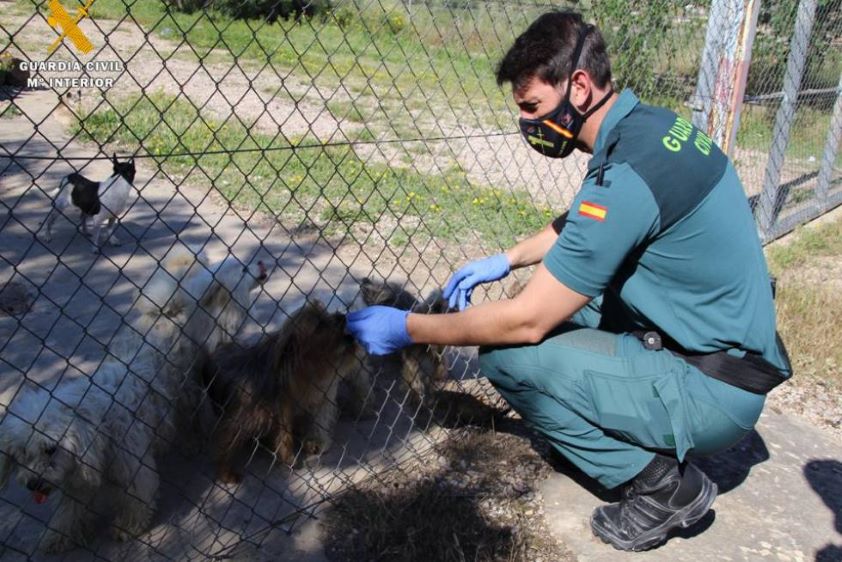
left=585, top=364, right=695, bottom=461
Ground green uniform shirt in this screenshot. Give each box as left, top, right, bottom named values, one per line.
left=544, top=89, right=790, bottom=375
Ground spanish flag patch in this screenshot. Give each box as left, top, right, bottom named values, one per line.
left=578, top=201, right=607, bottom=222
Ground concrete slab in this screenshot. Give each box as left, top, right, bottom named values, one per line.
left=540, top=410, right=842, bottom=561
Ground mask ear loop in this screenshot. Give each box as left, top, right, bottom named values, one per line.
left=567, top=24, right=613, bottom=122
left=564, top=24, right=592, bottom=102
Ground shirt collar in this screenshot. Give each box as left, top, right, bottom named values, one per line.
left=593, top=88, right=639, bottom=154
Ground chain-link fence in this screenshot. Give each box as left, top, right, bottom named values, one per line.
left=739, top=0, right=842, bottom=240
left=0, top=0, right=840, bottom=559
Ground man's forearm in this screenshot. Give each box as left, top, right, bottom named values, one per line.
left=407, top=298, right=543, bottom=347
left=505, top=222, right=560, bottom=269
left=408, top=264, right=589, bottom=348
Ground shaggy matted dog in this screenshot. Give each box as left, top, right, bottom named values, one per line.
left=360, top=277, right=449, bottom=407
left=40, top=154, right=136, bottom=252
left=360, top=278, right=507, bottom=428
left=0, top=245, right=267, bottom=553
left=201, top=301, right=370, bottom=484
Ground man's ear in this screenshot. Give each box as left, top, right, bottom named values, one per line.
left=569, top=69, right=593, bottom=111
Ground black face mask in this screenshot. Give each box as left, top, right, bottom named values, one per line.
left=519, top=26, right=613, bottom=159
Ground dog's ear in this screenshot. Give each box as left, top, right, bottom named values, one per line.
left=111, top=153, right=118, bottom=166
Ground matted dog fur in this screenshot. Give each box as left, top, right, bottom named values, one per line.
left=0, top=245, right=267, bottom=553
left=201, top=300, right=370, bottom=484
left=359, top=277, right=449, bottom=408
left=359, top=278, right=507, bottom=428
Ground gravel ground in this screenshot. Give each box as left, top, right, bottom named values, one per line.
left=323, top=423, right=574, bottom=562
left=763, top=208, right=842, bottom=442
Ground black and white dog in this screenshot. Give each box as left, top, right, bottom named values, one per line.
left=41, top=154, right=136, bottom=251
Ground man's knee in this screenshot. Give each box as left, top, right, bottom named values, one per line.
left=478, top=344, right=534, bottom=391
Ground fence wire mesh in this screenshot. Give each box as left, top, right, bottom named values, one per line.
left=0, top=0, right=839, bottom=559
left=742, top=0, right=842, bottom=238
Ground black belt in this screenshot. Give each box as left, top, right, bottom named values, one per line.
left=632, top=330, right=790, bottom=395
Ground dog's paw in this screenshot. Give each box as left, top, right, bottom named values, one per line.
left=109, top=235, right=122, bottom=247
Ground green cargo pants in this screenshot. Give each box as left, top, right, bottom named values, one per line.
left=478, top=298, right=766, bottom=489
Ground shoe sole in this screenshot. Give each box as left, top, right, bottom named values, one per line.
left=591, top=476, right=718, bottom=552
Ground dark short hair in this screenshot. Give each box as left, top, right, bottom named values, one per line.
left=496, top=10, right=612, bottom=92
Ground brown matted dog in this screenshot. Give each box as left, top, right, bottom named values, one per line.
left=200, top=300, right=370, bottom=484
left=360, top=277, right=512, bottom=428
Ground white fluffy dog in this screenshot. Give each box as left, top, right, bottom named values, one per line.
left=40, top=154, right=136, bottom=252
left=0, top=245, right=267, bottom=552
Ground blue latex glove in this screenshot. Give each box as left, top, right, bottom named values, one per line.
left=442, top=253, right=511, bottom=311
left=346, top=305, right=413, bottom=356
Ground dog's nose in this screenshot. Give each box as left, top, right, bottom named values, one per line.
left=26, top=477, right=45, bottom=492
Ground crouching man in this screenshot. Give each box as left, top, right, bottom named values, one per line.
left=348, top=10, right=790, bottom=551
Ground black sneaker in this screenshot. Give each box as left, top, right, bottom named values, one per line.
left=590, top=455, right=718, bottom=551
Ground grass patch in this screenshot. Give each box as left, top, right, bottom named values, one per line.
left=738, top=104, right=840, bottom=163
left=0, top=103, right=22, bottom=119
left=76, top=0, right=513, bottom=115
left=766, top=217, right=842, bottom=389
left=327, top=99, right=366, bottom=124
left=766, top=219, right=842, bottom=270
left=13, top=0, right=714, bottom=132
left=774, top=283, right=842, bottom=389
left=72, top=91, right=550, bottom=245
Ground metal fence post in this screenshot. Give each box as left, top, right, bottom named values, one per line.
left=691, top=0, right=726, bottom=136
left=815, top=71, right=842, bottom=211
left=757, top=0, right=818, bottom=240
left=691, top=0, right=760, bottom=156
